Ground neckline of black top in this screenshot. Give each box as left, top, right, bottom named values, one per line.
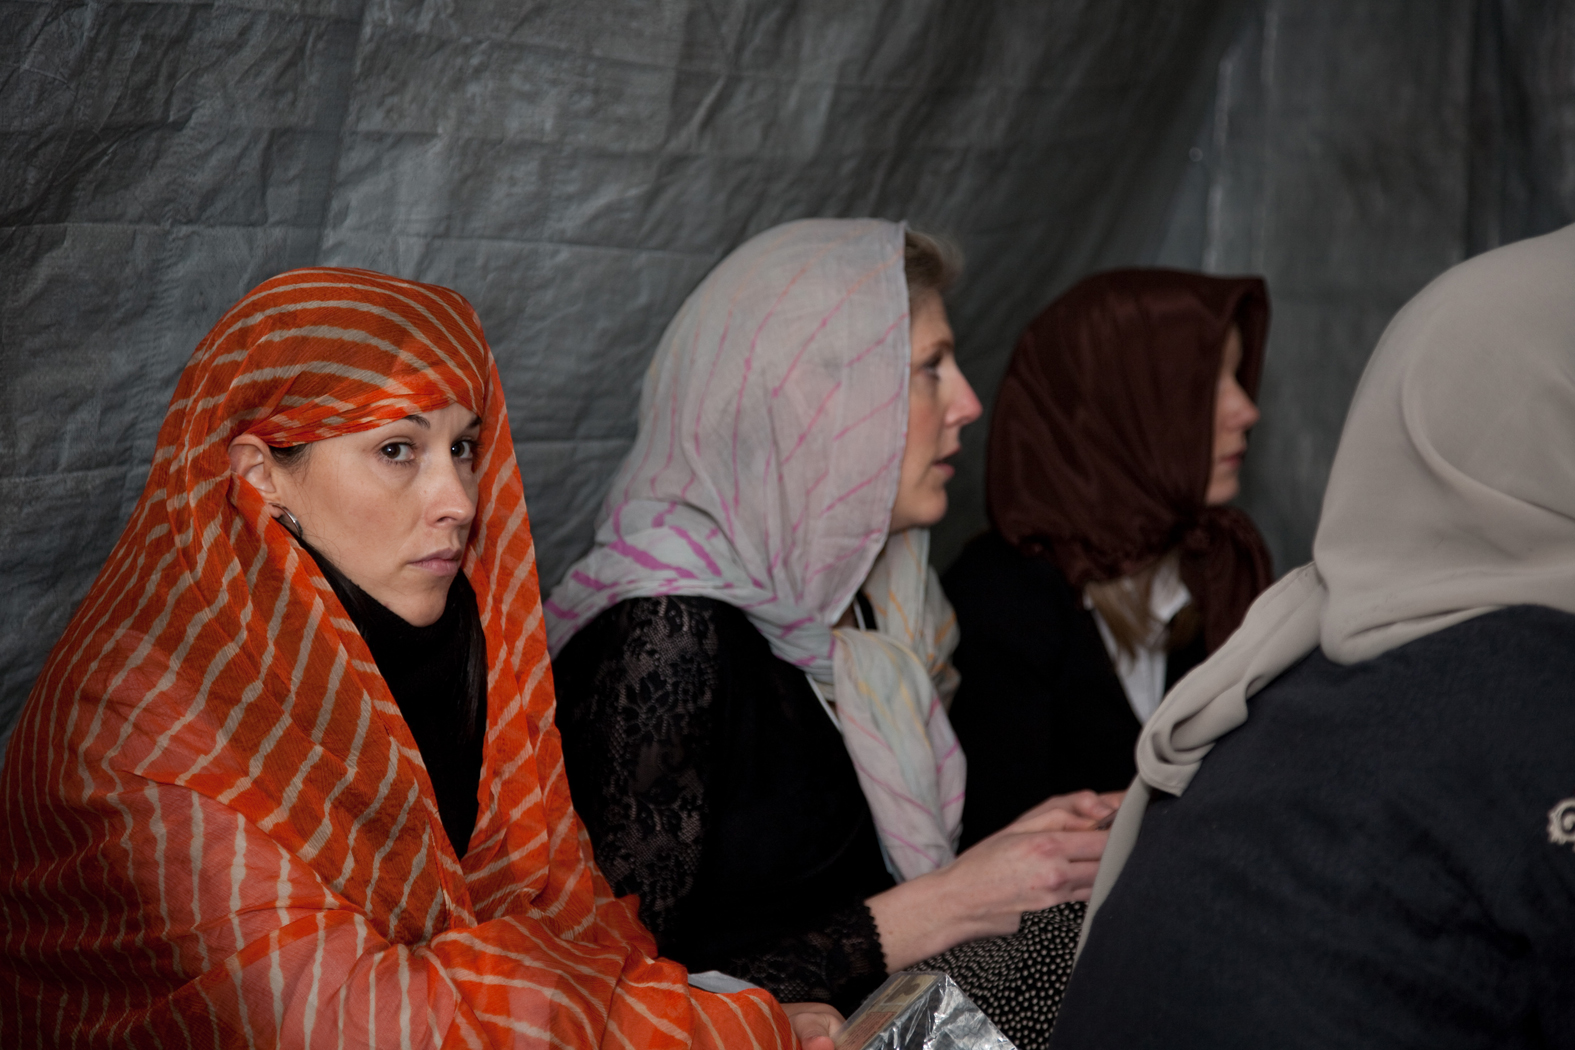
left=298, top=539, right=486, bottom=859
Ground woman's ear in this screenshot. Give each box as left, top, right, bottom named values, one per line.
left=228, top=435, right=281, bottom=500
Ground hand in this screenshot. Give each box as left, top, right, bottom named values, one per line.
left=930, top=819, right=1108, bottom=936
left=866, top=818, right=1108, bottom=970
left=783, top=1001, right=843, bottom=1050
left=1008, top=789, right=1126, bottom=832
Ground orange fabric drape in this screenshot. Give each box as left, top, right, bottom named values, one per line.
left=0, top=268, right=795, bottom=1049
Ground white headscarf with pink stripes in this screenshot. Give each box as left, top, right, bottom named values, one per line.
left=545, top=217, right=964, bottom=880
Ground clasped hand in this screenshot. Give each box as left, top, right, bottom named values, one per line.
left=866, top=789, right=1124, bottom=971
left=778, top=790, right=1124, bottom=1048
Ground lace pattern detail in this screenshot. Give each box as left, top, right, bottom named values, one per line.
left=720, top=902, right=887, bottom=1005
left=556, top=596, right=888, bottom=1005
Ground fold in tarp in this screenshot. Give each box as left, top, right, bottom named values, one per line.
left=4, top=0, right=1573, bottom=753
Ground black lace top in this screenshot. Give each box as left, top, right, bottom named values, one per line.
left=552, top=595, right=893, bottom=1013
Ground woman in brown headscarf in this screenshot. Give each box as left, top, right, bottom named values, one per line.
left=943, top=269, right=1274, bottom=847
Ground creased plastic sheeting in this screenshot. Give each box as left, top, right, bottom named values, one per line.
left=833, top=972, right=1014, bottom=1050
left=2, top=0, right=368, bottom=759
left=0, top=0, right=1244, bottom=753
left=1153, top=0, right=1575, bottom=571
left=14, top=0, right=1575, bottom=758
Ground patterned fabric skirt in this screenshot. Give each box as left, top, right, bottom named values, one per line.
left=919, top=901, right=1085, bottom=1050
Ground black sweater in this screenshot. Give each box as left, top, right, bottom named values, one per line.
left=1052, top=605, right=1575, bottom=1049
left=943, top=531, right=1204, bottom=846
left=306, top=545, right=486, bottom=858
left=552, top=594, right=892, bottom=1014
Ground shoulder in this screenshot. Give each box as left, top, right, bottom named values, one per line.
left=1365, top=604, right=1575, bottom=697
left=561, top=594, right=716, bottom=653
left=555, top=594, right=776, bottom=683
left=1237, top=605, right=1575, bottom=790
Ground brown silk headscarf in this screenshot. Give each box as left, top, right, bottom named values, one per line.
left=987, top=268, right=1274, bottom=652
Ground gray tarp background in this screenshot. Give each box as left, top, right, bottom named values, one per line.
left=3, top=0, right=1574, bottom=755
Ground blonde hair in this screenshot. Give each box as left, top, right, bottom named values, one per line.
left=1084, top=549, right=1200, bottom=661
left=903, top=229, right=962, bottom=300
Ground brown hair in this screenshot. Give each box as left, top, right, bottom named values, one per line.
left=1084, top=549, right=1201, bottom=661
left=269, top=443, right=309, bottom=468
left=903, top=229, right=962, bottom=300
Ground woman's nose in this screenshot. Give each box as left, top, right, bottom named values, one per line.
left=1233, top=392, right=1261, bottom=431
left=426, top=457, right=478, bottom=525
left=1223, top=378, right=1260, bottom=431
left=1240, top=397, right=1261, bottom=430
left=949, top=369, right=984, bottom=428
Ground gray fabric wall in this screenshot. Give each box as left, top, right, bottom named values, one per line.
left=1153, top=0, right=1575, bottom=572
left=3, top=0, right=1574, bottom=755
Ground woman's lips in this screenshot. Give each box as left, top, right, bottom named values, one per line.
left=411, top=551, right=462, bottom=576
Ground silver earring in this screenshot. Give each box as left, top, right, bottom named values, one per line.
left=271, top=504, right=303, bottom=541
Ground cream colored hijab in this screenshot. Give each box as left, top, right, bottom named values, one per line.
left=546, top=219, right=965, bottom=881
left=1085, top=223, right=1575, bottom=933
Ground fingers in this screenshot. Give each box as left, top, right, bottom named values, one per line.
left=996, top=856, right=1103, bottom=914
left=783, top=1001, right=843, bottom=1050
left=1014, top=790, right=1095, bottom=822
left=957, top=827, right=1109, bottom=874
left=1057, top=858, right=1102, bottom=891
left=936, top=832, right=1108, bottom=939
left=1021, top=858, right=1102, bottom=910
left=1020, top=828, right=1110, bottom=862
left=1008, top=789, right=1119, bottom=832
left=1067, top=790, right=1119, bottom=823
left=1003, top=807, right=1089, bottom=833
left=1088, top=791, right=1127, bottom=830
left=965, top=832, right=1107, bottom=909
left=1028, top=854, right=1102, bottom=892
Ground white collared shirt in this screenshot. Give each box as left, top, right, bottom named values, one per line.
left=1086, top=560, right=1193, bottom=725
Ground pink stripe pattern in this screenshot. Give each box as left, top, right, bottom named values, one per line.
left=544, top=220, right=964, bottom=881
left=544, top=219, right=909, bottom=671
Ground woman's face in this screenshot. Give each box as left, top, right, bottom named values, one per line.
left=230, top=402, right=483, bottom=626
left=889, top=292, right=983, bottom=533
left=1206, top=323, right=1261, bottom=505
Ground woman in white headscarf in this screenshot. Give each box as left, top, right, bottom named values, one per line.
left=1051, top=224, right=1575, bottom=1047
left=546, top=219, right=1116, bottom=1046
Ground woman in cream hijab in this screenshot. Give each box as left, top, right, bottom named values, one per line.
left=1052, top=225, right=1575, bottom=1047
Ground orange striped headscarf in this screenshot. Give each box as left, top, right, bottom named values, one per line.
left=0, top=268, right=794, bottom=1049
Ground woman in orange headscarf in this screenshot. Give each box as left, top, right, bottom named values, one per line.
left=0, top=268, right=820, bottom=1048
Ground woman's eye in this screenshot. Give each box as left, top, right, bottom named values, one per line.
left=452, top=438, right=479, bottom=461
left=379, top=442, right=415, bottom=463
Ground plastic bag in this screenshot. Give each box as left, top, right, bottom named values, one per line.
left=833, top=971, right=1018, bottom=1050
